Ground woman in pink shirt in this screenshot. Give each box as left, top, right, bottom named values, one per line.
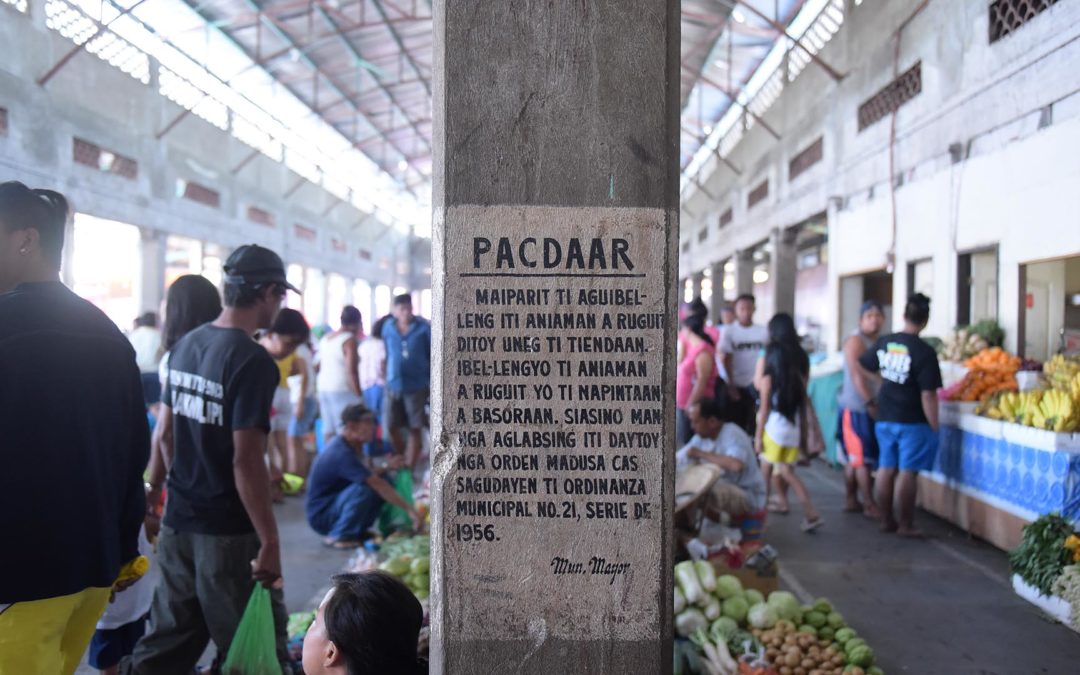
left=676, top=309, right=718, bottom=447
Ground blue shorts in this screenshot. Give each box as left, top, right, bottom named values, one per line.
left=837, top=408, right=879, bottom=470
left=289, top=395, right=319, bottom=437
left=88, top=616, right=147, bottom=669
left=875, top=421, right=938, bottom=472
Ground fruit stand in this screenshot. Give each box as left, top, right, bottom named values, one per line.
left=919, top=353, right=1080, bottom=550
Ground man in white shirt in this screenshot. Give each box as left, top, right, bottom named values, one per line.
left=719, top=294, right=769, bottom=435
left=677, top=398, right=767, bottom=518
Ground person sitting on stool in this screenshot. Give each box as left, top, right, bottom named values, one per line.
left=306, top=405, right=423, bottom=549
left=676, top=397, right=767, bottom=521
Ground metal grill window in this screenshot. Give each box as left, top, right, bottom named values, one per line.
left=789, top=137, right=824, bottom=181
left=73, top=137, right=138, bottom=179
left=990, top=0, right=1059, bottom=43
left=719, top=208, right=733, bottom=229
left=857, top=62, right=922, bottom=132
left=0, top=107, right=8, bottom=136
left=247, top=206, right=275, bottom=227
left=748, top=180, right=770, bottom=210
left=181, top=180, right=221, bottom=209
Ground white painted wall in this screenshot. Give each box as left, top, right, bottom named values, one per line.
left=680, top=0, right=1080, bottom=353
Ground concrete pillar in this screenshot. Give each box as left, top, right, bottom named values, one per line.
left=136, top=228, right=166, bottom=315
left=771, top=227, right=798, bottom=317
left=709, top=259, right=726, bottom=320
left=431, top=2, right=678, bottom=672
left=733, top=248, right=755, bottom=298
left=690, top=270, right=705, bottom=302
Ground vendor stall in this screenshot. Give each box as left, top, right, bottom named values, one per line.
left=920, top=353, right=1080, bottom=551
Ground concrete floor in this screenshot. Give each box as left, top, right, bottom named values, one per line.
left=77, top=463, right=1080, bottom=673
left=768, top=462, right=1080, bottom=674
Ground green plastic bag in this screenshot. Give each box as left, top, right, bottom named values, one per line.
left=378, top=469, right=415, bottom=536
left=222, top=584, right=279, bottom=675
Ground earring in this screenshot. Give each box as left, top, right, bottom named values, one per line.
left=19, top=247, right=28, bottom=255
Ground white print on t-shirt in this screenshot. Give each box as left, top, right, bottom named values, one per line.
left=877, top=342, right=912, bottom=385
left=170, top=369, right=225, bottom=426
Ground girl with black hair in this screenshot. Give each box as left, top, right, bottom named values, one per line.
left=858, top=293, right=942, bottom=537
left=754, top=313, right=823, bottom=532
left=676, top=308, right=718, bottom=447
left=146, top=275, right=223, bottom=524
left=259, top=308, right=313, bottom=496
left=302, top=571, right=426, bottom=675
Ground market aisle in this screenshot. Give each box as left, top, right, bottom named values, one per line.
left=74, top=497, right=350, bottom=674
left=768, top=462, right=1080, bottom=674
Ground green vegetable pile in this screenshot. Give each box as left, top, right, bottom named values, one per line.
left=377, top=535, right=431, bottom=600
left=1009, top=514, right=1074, bottom=596
left=674, top=561, right=884, bottom=674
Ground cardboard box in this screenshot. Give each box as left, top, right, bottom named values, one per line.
left=709, top=556, right=780, bottom=596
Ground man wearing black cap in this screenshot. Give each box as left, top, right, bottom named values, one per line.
left=126, top=244, right=300, bottom=674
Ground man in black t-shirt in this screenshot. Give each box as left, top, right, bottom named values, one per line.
left=859, top=293, right=942, bottom=538
left=126, top=245, right=300, bottom=674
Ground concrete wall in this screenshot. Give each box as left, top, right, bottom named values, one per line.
left=0, top=1, right=430, bottom=317
left=679, top=0, right=1080, bottom=353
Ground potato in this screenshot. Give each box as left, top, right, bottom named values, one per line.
left=832, top=654, right=845, bottom=665
left=785, top=652, right=801, bottom=667
left=779, top=668, right=793, bottom=675
left=808, top=646, right=821, bottom=656
left=802, top=659, right=816, bottom=669
left=794, top=668, right=807, bottom=675
left=766, top=648, right=780, bottom=661
left=850, top=669, right=866, bottom=675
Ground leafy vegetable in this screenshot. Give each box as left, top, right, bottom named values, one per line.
left=674, top=586, right=686, bottom=614
left=675, top=561, right=705, bottom=605
left=1052, top=564, right=1080, bottom=632
left=747, top=602, right=778, bottom=629
left=744, top=588, right=765, bottom=606
left=1009, top=513, right=1074, bottom=596
left=765, top=590, right=800, bottom=621
left=715, top=574, right=743, bottom=600
left=675, top=608, right=708, bottom=638
left=703, top=595, right=722, bottom=621
left=694, top=560, right=718, bottom=593
left=721, top=596, right=749, bottom=623
left=709, top=616, right=739, bottom=644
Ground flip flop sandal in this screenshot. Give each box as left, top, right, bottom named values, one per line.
left=767, top=501, right=790, bottom=515
left=801, top=517, right=824, bottom=533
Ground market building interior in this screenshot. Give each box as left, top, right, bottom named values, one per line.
left=3, top=0, right=1080, bottom=673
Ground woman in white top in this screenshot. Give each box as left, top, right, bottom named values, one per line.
left=317, top=306, right=363, bottom=443
left=358, top=314, right=390, bottom=424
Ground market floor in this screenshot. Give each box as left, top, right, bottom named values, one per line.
left=74, top=496, right=350, bottom=674
left=769, top=461, right=1080, bottom=674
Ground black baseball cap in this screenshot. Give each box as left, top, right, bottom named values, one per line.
left=223, top=244, right=301, bottom=293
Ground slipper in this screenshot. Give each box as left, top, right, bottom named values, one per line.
left=801, top=517, right=824, bottom=533
left=767, top=503, right=790, bottom=515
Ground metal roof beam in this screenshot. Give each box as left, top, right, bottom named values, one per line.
left=311, top=3, right=432, bottom=153
left=368, top=0, right=432, bottom=96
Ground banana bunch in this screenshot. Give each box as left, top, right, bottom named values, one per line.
left=988, top=391, right=1044, bottom=426
left=1034, top=389, right=1079, bottom=433
left=1045, top=355, right=1080, bottom=390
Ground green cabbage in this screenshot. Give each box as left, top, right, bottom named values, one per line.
left=722, top=596, right=749, bottom=624
left=766, top=591, right=800, bottom=621
left=747, top=603, right=779, bottom=629
left=715, top=574, right=743, bottom=599
left=709, top=616, right=739, bottom=644
left=744, top=589, right=765, bottom=606
left=805, top=611, right=827, bottom=628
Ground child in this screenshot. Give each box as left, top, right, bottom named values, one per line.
left=87, top=525, right=157, bottom=675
